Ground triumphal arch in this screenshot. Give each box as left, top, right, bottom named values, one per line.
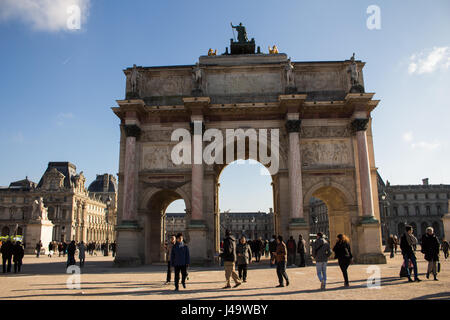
left=112, top=25, right=386, bottom=266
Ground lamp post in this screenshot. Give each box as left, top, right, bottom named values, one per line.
left=380, top=192, right=390, bottom=246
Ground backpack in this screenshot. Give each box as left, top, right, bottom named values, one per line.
left=287, top=240, right=294, bottom=250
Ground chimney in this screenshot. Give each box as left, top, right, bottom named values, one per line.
left=422, top=178, right=429, bottom=186
left=103, top=174, right=109, bottom=192
left=269, top=208, right=273, bottom=214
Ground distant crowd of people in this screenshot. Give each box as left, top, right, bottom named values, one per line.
left=0, top=238, right=117, bottom=273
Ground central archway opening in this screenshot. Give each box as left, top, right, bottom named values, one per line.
left=217, top=159, right=276, bottom=260
left=146, top=189, right=186, bottom=264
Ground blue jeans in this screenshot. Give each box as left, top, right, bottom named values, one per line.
left=316, top=262, right=327, bottom=283
left=403, top=254, right=418, bottom=279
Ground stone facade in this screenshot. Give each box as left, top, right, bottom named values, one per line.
left=0, top=162, right=117, bottom=247
left=113, top=40, right=384, bottom=265
left=219, top=210, right=274, bottom=241
left=377, top=174, right=450, bottom=242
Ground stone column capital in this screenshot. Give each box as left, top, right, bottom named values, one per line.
left=351, top=118, right=369, bottom=132
left=285, top=119, right=302, bottom=133
left=124, top=124, right=141, bottom=139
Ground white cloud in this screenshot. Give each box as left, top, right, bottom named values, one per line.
left=408, top=47, right=450, bottom=75
left=56, top=112, right=74, bottom=126
left=402, top=132, right=440, bottom=150
left=0, top=0, right=90, bottom=32
left=402, top=132, right=413, bottom=142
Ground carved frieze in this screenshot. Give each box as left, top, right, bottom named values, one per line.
left=300, top=126, right=350, bottom=138
left=301, top=140, right=352, bottom=167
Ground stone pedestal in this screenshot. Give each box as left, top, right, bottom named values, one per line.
left=24, top=219, right=54, bottom=255
left=288, top=219, right=313, bottom=265
left=355, top=219, right=386, bottom=264
left=443, top=213, right=450, bottom=240
left=114, top=221, right=142, bottom=267
left=186, top=220, right=209, bottom=265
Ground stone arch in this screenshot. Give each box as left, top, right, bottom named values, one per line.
left=303, top=180, right=354, bottom=250
left=143, top=188, right=188, bottom=264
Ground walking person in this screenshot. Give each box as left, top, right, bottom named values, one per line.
left=255, top=237, right=263, bottom=262
left=165, top=235, right=176, bottom=285
left=387, top=235, right=395, bottom=258
left=220, top=229, right=241, bottom=289
left=48, top=241, right=53, bottom=257
left=441, top=239, right=449, bottom=260
left=400, top=225, right=421, bottom=282
left=170, top=233, right=190, bottom=292
left=269, top=235, right=277, bottom=268
left=264, top=240, right=269, bottom=258
left=333, top=234, right=353, bottom=287
left=1, top=238, right=13, bottom=273
left=312, top=232, right=332, bottom=290
left=78, top=241, right=86, bottom=267
left=13, top=241, right=24, bottom=273
left=286, top=236, right=297, bottom=267
left=236, top=236, right=252, bottom=282
left=297, top=234, right=306, bottom=267
left=67, top=240, right=76, bottom=267
left=393, top=235, right=399, bottom=254
left=421, top=227, right=440, bottom=281
left=273, top=235, right=289, bottom=287
left=111, top=241, right=117, bottom=258
left=35, top=240, right=42, bottom=258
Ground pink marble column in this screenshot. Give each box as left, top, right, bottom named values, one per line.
left=191, top=120, right=203, bottom=221
left=122, top=125, right=140, bottom=222
left=286, top=118, right=305, bottom=221
left=352, top=119, right=375, bottom=218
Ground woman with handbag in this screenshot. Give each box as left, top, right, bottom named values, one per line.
left=333, top=234, right=353, bottom=287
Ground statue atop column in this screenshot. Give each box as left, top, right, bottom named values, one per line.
left=285, top=58, right=297, bottom=93
left=191, top=62, right=203, bottom=96
left=127, top=64, right=141, bottom=98
left=32, top=197, right=48, bottom=220
left=348, top=53, right=365, bottom=93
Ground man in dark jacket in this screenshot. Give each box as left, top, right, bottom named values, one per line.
left=1, top=239, right=13, bottom=273
left=67, top=240, right=76, bottom=267
left=13, top=241, right=25, bottom=273
left=297, top=234, right=306, bottom=267
left=221, top=230, right=241, bottom=289
left=400, top=225, right=421, bottom=282
left=35, top=241, right=42, bottom=258
left=269, top=235, right=277, bottom=268
left=236, top=236, right=252, bottom=282
left=286, top=236, right=297, bottom=266
left=170, top=233, right=190, bottom=291
left=421, top=227, right=440, bottom=281
left=254, top=237, right=264, bottom=262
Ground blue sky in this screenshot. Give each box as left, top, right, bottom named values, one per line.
left=0, top=0, right=449, bottom=213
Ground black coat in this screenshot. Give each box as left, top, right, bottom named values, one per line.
left=13, top=243, right=24, bottom=261
left=67, top=242, right=76, bottom=256
left=421, top=234, right=440, bottom=261
left=333, top=241, right=353, bottom=260
left=1, top=241, right=13, bottom=259
left=400, top=233, right=415, bottom=257
left=222, top=236, right=237, bottom=262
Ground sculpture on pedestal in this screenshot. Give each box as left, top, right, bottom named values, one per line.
left=127, top=64, right=141, bottom=98
left=32, top=197, right=48, bottom=220
left=192, top=63, right=203, bottom=95
left=348, top=53, right=365, bottom=93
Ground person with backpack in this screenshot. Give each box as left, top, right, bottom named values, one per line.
left=221, top=229, right=241, bottom=289
left=286, top=236, right=297, bottom=267
left=236, top=236, right=252, bottom=282
left=333, top=234, right=353, bottom=287
left=297, top=234, right=306, bottom=267
left=312, top=232, right=332, bottom=290
left=400, top=225, right=421, bottom=282
left=165, top=235, right=176, bottom=285
left=170, top=233, right=190, bottom=291
left=421, top=227, right=440, bottom=281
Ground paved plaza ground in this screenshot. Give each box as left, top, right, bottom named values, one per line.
left=1, top=250, right=449, bottom=300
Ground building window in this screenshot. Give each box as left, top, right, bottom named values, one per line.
left=12, top=197, right=16, bottom=203
left=415, top=206, right=420, bottom=215
left=414, top=194, right=418, bottom=200
left=437, top=205, right=441, bottom=215
left=425, top=193, right=429, bottom=199
left=404, top=206, right=409, bottom=215
left=404, top=194, right=407, bottom=200
left=426, top=206, right=431, bottom=215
